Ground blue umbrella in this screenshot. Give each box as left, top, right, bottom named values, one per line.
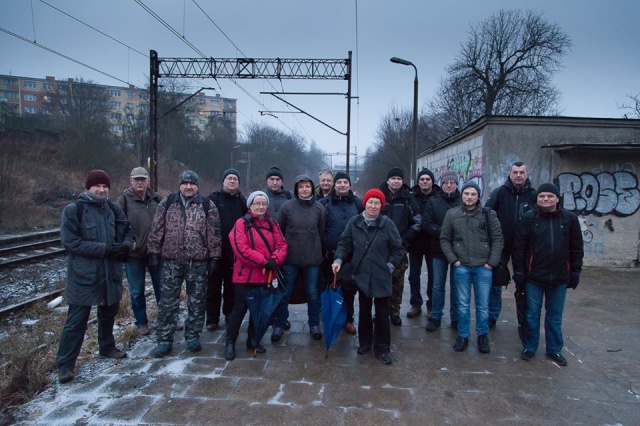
left=246, top=280, right=286, bottom=357
left=321, top=275, right=347, bottom=358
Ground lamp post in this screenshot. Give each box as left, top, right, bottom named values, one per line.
left=390, top=56, right=418, bottom=186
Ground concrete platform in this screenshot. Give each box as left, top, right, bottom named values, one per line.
left=14, top=267, right=640, bottom=424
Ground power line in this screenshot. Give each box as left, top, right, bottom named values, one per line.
left=0, top=26, right=131, bottom=86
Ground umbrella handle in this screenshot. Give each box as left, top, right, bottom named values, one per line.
left=332, top=272, right=337, bottom=289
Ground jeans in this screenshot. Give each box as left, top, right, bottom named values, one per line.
left=523, top=282, right=567, bottom=354
left=205, top=254, right=234, bottom=325
left=431, top=255, right=458, bottom=323
left=56, top=302, right=119, bottom=372
left=408, top=249, right=433, bottom=309
left=488, top=251, right=511, bottom=320
left=454, top=264, right=492, bottom=338
left=125, top=257, right=161, bottom=326
left=273, top=264, right=320, bottom=329
left=358, top=293, right=390, bottom=355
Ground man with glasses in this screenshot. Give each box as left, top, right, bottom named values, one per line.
left=205, top=169, right=247, bottom=331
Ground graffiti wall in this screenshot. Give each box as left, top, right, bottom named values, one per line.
left=419, top=135, right=486, bottom=195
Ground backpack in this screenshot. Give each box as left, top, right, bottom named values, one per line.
left=75, top=199, right=119, bottom=224
left=75, top=199, right=129, bottom=243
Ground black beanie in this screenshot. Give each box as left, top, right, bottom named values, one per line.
left=333, top=171, right=351, bottom=185
left=417, top=168, right=435, bottom=183
left=537, top=183, right=560, bottom=198
left=265, top=166, right=284, bottom=180
left=387, top=167, right=404, bottom=180
left=223, top=168, right=240, bottom=181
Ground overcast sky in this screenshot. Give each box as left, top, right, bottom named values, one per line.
left=2, top=0, right=638, bottom=168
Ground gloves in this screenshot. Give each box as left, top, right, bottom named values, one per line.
left=568, top=272, right=580, bottom=290
left=148, top=254, right=161, bottom=271
left=264, top=258, right=277, bottom=271
left=106, top=243, right=129, bottom=258
left=512, top=272, right=526, bottom=291
left=207, top=258, right=219, bottom=278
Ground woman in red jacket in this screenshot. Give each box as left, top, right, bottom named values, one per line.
left=224, top=191, right=287, bottom=360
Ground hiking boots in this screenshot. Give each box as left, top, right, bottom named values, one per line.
left=488, top=318, right=497, bottom=328
left=453, top=336, right=469, bottom=352
left=357, top=345, right=371, bottom=355
left=284, top=320, right=291, bottom=330
left=100, top=348, right=127, bottom=359
left=271, top=327, right=285, bottom=342
left=407, top=305, right=422, bottom=318
left=310, top=326, right=323, bottom=340
left=425, top=319, right=441, bottom=332
left=547, top=353, right=568, bottom=366
left=376, top=352, right=392, bottom=365
left=477, top=334, right=490, bottom=354
left=390, top=315, right=402, bottom=326
left=343, top=322, right=357, bottom=335
left=137, top=324, right=150, bottom=336
left=521, top=349, right=535, bottom=361
left=225, top=344, right=236, bottom=361
left=150, top=343, right=172, bottom=358
left=58, top=370, right=75, bottom=384
left=206, top=322, right=219, bottom=331
left=186, top=339, right=202, bottom=353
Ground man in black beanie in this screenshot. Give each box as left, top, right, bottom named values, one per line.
left=379, top=167, right=421, bottom=326
left=264, top=165, right=293, bottom=217
left=512, top=182, right=583, bottom=366
left=205, top=168, right=247, bottom=330
left=407, top=168, right=441, bottom=319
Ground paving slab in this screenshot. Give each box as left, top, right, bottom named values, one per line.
left=13, top=267, right=640, bottom=425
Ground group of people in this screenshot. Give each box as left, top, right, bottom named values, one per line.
left=56, top=161, right=584, bottom=383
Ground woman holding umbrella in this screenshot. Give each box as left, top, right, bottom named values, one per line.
left=225, top=191, right=287, bottom=361
left=332, top=189, right=404, bottom=365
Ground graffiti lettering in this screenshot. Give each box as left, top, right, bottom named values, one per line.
left=557, top=172, right=640, bottom=217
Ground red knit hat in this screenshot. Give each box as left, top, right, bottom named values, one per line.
left=362, top=188, right=385, bottom=210
left=85, top=169, right=111, bottom=189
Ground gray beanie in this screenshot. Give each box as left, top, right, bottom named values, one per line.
left=247, top=190, right=269, bottom=208
left=460, top=181, right=481, bottom=195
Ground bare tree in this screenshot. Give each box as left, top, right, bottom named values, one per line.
left=620, top=93, right=640, bottom=118
left=430, top=9, right=571, bottom=134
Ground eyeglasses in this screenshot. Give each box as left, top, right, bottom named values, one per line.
left=225, top=176, right=239, bottom=182
left=252, top=202, right=268, bottom=207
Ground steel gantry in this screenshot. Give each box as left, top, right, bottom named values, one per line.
left=149, top=50, right=353, bottom=190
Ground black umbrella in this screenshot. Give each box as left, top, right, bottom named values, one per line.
left=246, top=276, right=286, bottom=357
left=514, top=286, right=527, bottom=341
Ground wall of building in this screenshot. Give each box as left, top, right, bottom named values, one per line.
left=418, top=116, right=640, bottom=268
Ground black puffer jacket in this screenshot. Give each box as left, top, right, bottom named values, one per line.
left=485, top=178, right=536, bottom=255
left=379, top=182, right=421, bottom=248
left=410, top=184, right=442, bottom=252
left=421, top=190, right=461, bottom=254
left=512, top=207, right=584, bottom=287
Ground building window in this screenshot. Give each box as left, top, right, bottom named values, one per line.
left=109, top=89, right=121, bottom=97
left=43, top=83, right=51, bottom=90
left=24, top=94, right=37, bottom=102
left=127, top=91, right=134, bottom=98
left=111, top=124, right=122, bottom=133
left=126, top=102, right=134, bottom=109
left=139, top=104, right=148, bottom=111
left=112, top=101, right=121, bottom=108
left=42, top=95, right=51, bottom=102
left=4, top=78, right=18, bottom=86
left=60, top=98, right=68, bottom=105
left=5, top=91, right=18, bottom=99
left=140, top=93, right=149, bottom=100
left=23, top=81, right=37, bottom=89
left=224, top=101, right=234, bottom=110
left=199, top=98, right=206, bottom=105
left=210, top=99, right=219, bottom=106
left=110, top=113, right=122, bottom=121
left=126, top=114, right=134, bottom=121
left=24, top=106, right=37, bottom=114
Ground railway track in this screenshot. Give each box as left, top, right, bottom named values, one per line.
left=0, top=228, right=66, bottom=270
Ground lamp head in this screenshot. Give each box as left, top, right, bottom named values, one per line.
left=390, top=57, right=412, bottom=66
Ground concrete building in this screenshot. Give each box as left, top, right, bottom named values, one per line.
left=417, top=115, right=640, bottom=267
left=0, top=74, right=236, bottom=136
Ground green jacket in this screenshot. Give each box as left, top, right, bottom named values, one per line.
left=440, top=203, right=503, bottom=267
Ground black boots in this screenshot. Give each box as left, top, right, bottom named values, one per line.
left=453, top=336, right=469, bottom=352
left=477, top=334, right=490, bottom=354
left=225, top=343, right=235, bottom=361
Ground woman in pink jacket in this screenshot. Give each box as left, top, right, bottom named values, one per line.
left=225, top=191, right=287, bottom=360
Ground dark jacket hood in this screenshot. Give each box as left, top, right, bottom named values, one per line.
left=293, top=174, right=316, bottom=200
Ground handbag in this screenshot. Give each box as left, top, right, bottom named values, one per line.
left=482, top=207, right=510, bottom=287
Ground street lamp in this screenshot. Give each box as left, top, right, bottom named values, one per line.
left=390, top=56, right=418, bottom=186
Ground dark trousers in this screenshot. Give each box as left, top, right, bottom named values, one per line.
left=408, top=249, right=434, bottom=310
left=225, top=284, right=258, bottom=345
left=358, top=294, right=391, bottom=355
left=56, top=302, right=119, bottom=372
left=206, top=254, right=234, bottom=325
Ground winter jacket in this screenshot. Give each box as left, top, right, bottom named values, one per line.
left=277, top=175, right=325, bottom=267
left=230, top=212, right=288, bottom=284
left=208, top=188, right=248, bottom=260
left=148, top=192, right=221, bottom=261
left=334, top=214, right=404, bottom=298
left=319, top=189, right=363, bottom=253
left=379, top=182, right=421, bottom=249
left=265, top=186, right=292, bottom=217
left=115, top=187, right=161, bottom=259
left=421, top=190, right=461, bottom=254
left=61, top=191, right=133, bottom=306
left=440, top=203, right=503, bottom=267
left=410, top=184, right=442, bottom=252
left=485, top=178, right=536, bottom=255
left=512, top=208, right=584, bottom=287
